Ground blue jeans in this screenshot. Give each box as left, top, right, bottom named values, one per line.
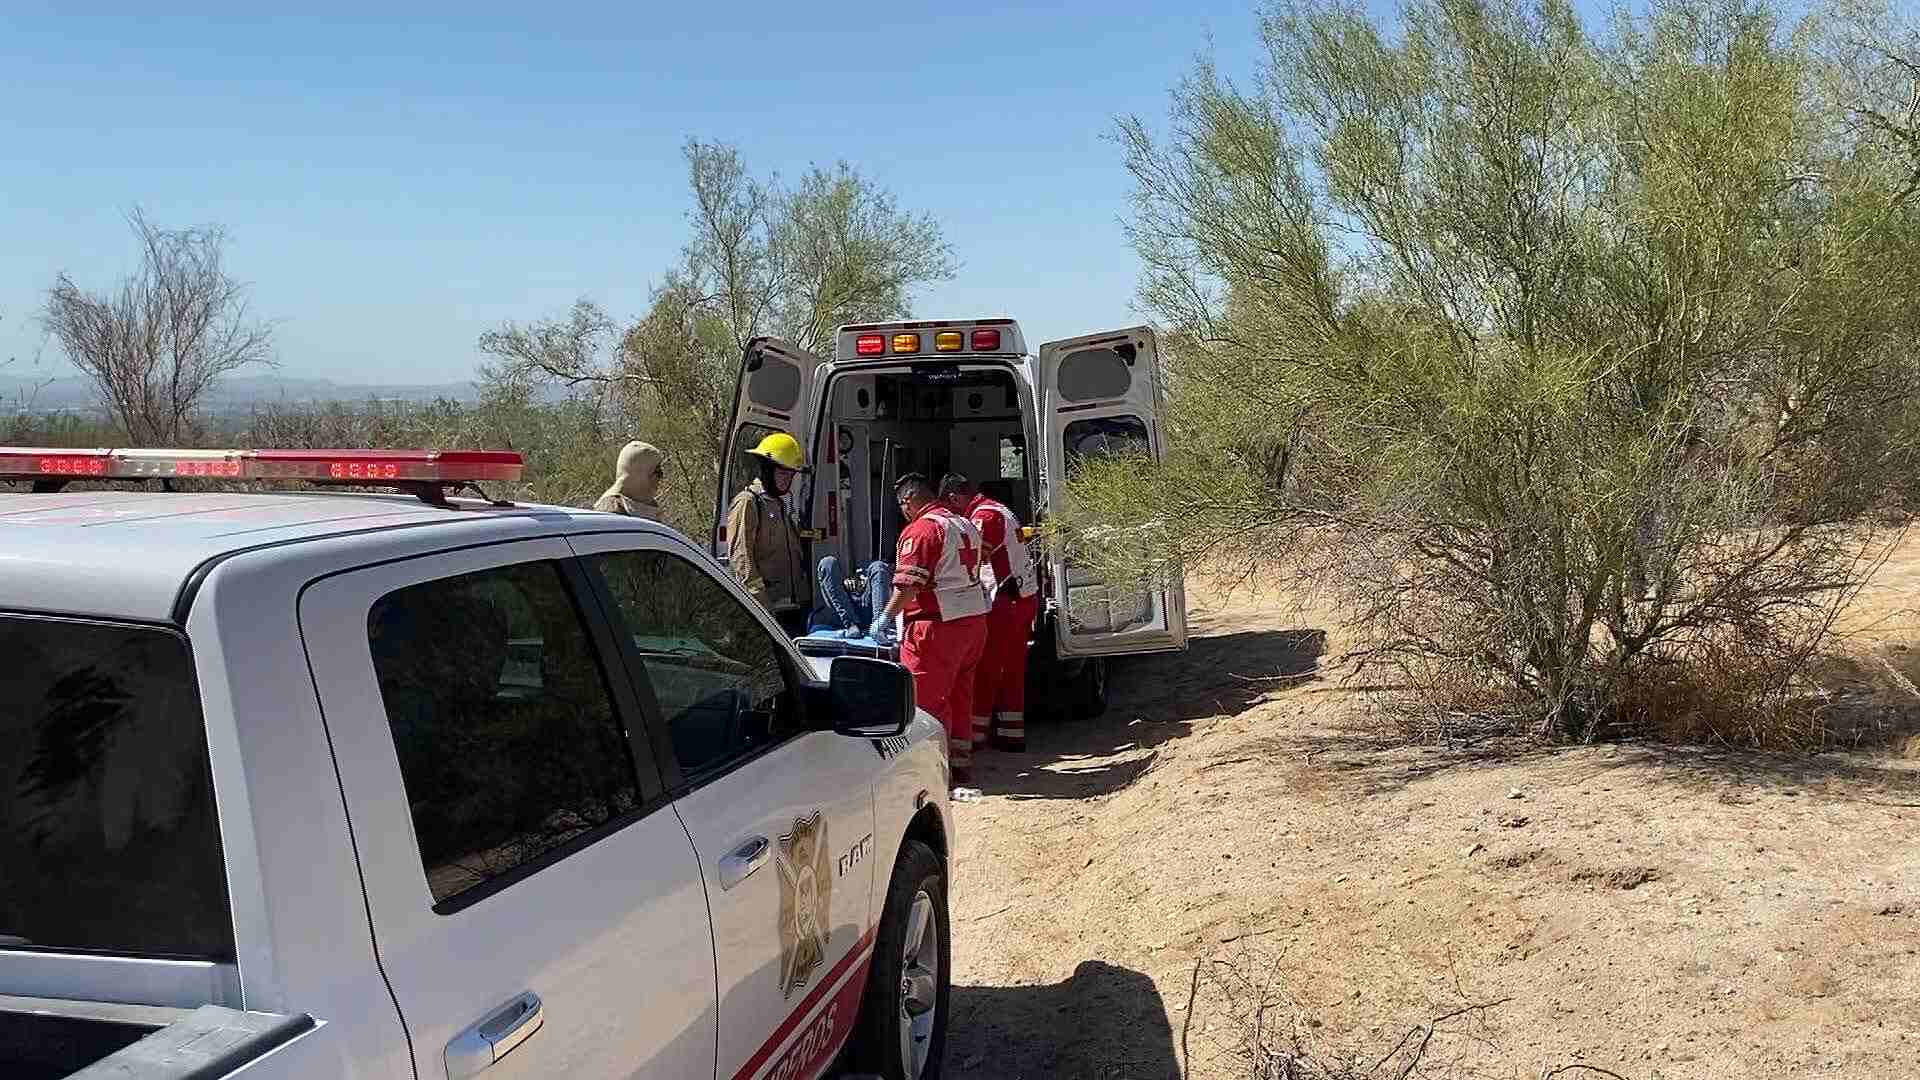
left=809, top=557, right=892, bottom=633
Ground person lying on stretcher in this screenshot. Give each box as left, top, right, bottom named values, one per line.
left=806, top=555, right=898, bottom=645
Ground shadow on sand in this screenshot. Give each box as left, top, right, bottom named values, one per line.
left=973, top=628, right=1328, bottom=800
left=1227, top=720, right=1920, bottom=806
left=946, top=960, right=1180, bottom=1080
left=976, top=612, right=1916, bottom=806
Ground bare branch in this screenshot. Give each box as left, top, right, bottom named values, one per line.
left=1540, top=1066, right=1636, bottom=1080
left=41, top=207, right=274, bottom=444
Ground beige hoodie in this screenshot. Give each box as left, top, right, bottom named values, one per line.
left=594, top=441, right=663, bottom=520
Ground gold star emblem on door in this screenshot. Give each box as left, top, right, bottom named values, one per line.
left=776, top=811, right=833, bottom=999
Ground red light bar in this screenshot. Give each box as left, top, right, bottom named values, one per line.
left=115, top=450, right=245, bottom=479
left=0, top=446, right=523, bottom=486
left=855, top=334, right=886, bottom=356
left=971, top=329, right=1002, bottom=351
left=0, top=450, right=111, bottom=477
left=250, top=449, right=524, bottom=483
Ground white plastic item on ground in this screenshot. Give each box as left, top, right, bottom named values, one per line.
left=951, top=787, right=983, bottom=802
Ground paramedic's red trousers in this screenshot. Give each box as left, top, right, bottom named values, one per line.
left=972, top=592, right=1038, bottom=751
left=900, top=613, right=989, bottom=780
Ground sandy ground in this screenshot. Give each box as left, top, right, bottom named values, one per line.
left=942, top=565, right=1920, bottom=1078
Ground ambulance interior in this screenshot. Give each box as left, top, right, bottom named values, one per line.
left=809, top=367, right=1034, bottom=572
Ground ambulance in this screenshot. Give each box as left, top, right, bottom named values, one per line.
left=713, top=318, right=1190, bottom=716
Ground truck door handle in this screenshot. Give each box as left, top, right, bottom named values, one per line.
left=718, top=835, right=770, bottom=891
left=445, top=991, right=544, bottom=1079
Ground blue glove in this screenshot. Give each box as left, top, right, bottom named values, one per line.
left=868, top=616, right=892, bottom=643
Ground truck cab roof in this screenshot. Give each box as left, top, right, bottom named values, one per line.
left=0, top=490, right=666, bottom=623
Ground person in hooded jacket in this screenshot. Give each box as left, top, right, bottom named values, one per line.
left=594, top=441, right=665, bottom=520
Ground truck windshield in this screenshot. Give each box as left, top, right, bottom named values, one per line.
left=0, top=615, right=232, bottom=959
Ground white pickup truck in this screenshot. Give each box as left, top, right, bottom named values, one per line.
left=0, top=445, right=953, bottom=1080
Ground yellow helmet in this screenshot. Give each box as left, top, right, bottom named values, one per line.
left=746, top=431, right=807, bottom=471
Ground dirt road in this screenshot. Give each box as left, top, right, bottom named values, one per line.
left=942, top=596, right=1920, bottom=1079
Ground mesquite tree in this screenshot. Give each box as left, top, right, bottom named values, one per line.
left=1065, top=0, right=1920, bottom=740
left=44, top=209, right=274, bottom=445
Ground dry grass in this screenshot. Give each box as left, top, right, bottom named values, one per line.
left=1610, top=651, right=1828, bottom=751
left=946, top=597, right=1920, bottom=1079
left=943, top=546, right=1920, bottom=1079
left=1190, top=529, right=1920, bottom=755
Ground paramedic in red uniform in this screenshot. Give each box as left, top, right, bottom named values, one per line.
left=870, top=473, right=990, bottom=783
left=940, top=473, right=1040, bottom=752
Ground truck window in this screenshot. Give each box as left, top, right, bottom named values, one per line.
left=367, top=561, right=641, bottom=909
left=0, top=615, right=231, bottom=959
left=588, top=550, right=797, bottom=780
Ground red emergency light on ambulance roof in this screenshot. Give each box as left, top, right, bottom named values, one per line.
left=970, top=328, right=1001, bottom=351
left=855, top=334, right=886, bottom=356
left=0, top=445, right=523, bottom=487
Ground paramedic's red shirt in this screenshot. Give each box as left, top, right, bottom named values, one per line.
left=893, top=507, right=949, bottom=621
left=966, top=494, right=1016, bottom=584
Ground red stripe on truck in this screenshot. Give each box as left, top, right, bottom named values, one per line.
left=732, top=924, right=879, bottom=1080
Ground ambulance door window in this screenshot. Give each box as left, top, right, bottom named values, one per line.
left=1057, top=347, right=1134, bottom=403
left=1057, top=416, right=1158, bottom=632
left=747, top=360, right=803, bottom=413
left=1062, top=415, right=1150, bottom=474
left=999, top=435, right=1026, bottom=479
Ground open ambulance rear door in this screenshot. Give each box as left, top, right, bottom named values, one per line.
left=1037, top=326, right=1189, bottom=657
left=713, top=337, right=826, bottom=558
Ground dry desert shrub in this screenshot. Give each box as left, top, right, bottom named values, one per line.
left=1186, top=950, right=1634, bottom=1080
left=1059, top=0, right=1920, bottom=749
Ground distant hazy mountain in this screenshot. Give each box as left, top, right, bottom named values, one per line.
left=0, top=372, right=487, bottom=415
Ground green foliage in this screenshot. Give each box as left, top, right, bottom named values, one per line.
left=479, top=139, right=957, bottom=541
left=1085, top=0, right=1920, bottom=739
left=238, top=384, right=614, bottom=509
left=2, top=391, right=612, bottom=512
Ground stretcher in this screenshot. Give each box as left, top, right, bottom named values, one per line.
left=794, top=629, right=899, bottom=662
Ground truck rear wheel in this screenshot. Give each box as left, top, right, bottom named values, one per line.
left=849, top=840, right=949, bottom=1079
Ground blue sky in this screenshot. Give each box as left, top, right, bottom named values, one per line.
left=1, top=2, right=1280, bottom=385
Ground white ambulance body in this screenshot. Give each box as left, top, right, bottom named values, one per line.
left=715, top=318, right=1189, bottom=710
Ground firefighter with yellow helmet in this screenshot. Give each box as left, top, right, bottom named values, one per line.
left=725, top=431, right=813, bottom=636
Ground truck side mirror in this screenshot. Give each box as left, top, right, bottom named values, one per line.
left=828, top=656, right=915, bottom=738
